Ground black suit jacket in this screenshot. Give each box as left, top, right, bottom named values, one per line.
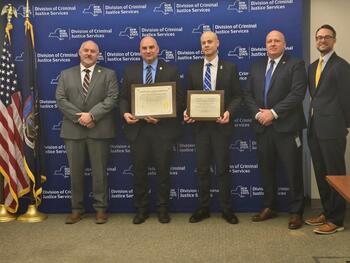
left=119, top=60, right=184, bottom=142
left=244, top=54, right=307, bottom=133
left=308, top=52, right=350, bottom=139
left=187, top=59, right=241, bottom=136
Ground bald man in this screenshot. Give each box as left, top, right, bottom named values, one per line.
left=243, top=30, right=307, bottom=229
left=56, top=40, right=119, bottom=224
left=120, top=36, right=184, bottom=224
left=184, top=31, right=242, bottom=224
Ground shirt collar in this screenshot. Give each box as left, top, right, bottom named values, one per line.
left=320, top=50, right=334, bottom=64
left=268, top=53, right=283, bottom=66
left=80, top=63, right=96, bottom=73
left=143, top=59, right=158, bottom=70
left=204, top=55, right=218, bottom=67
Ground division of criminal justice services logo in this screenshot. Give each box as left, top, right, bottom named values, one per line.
left=50, top=74, right=60, bottom=85
left=122, top=165, right=134, bottom=176
left=82, top=4, right=103, bottom=16
left=119, top=27, right=139, bottom=39
left=52, top=121, right=62, bottom=131
left=15, top=52, right=24, bottom=62
left=192, top=24, right=212, bottom=34
left=231, top=185, right=250, bottom=198
left=48, top=28, right=68, bottom=41
left=158, top=49, right=175, bottom=62
left=54, top=165, right=70, bottom=179
left=16, top=5, right=32, bottom=17
left=228, top=46, right=249, bottom=59
left=227, top=0, right=248, bottom=13
left=153, top=2, right=174, bottom=15
left=230, top=139, right=252, bottom=152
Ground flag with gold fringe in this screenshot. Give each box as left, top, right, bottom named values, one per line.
left=23, top=1, right=45, bottom=208
left=0, top=4, right=30, bottom=213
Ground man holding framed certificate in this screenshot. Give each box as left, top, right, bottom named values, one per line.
left=120, top=36, right=184, bottom=224
left=184, top=31, right=242, bottom=224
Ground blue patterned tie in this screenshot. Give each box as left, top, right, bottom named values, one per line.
left=203, top=63, right=212, bottom=91
left=146, top=65, right=153, bottom=84
left=264, top=60, right=275, bottom=107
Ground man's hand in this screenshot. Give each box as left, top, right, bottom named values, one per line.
left=257, top=109, right=274, bottom=126
left=183, top=110, right=195, bottom=123
left=144, top=116, right=159, bottom=124
left=123, top=112, right=139, bottom=124
left=217, top=111, right=230, bottom=124
left=76, top=112, right=93, bottom=127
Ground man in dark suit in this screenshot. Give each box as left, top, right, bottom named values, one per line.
left=243, top=30, right=306, bottom=229
left=305, top=24, right=350, bottom=235
left=56, top=40, right=118, bottom=224
left=119, top=36, right=183, bottom=224
left=184, top=31, right=241, bottom=224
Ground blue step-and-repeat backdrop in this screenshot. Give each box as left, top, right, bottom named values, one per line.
left=7, top=0, right=303, bottom=213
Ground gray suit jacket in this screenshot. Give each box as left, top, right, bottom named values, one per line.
left=56, top=64, right=118, bottom=139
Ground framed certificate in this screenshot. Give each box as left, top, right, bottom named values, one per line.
left=131, top=82, right=176, bottom=118
left=187, top=90, right=224, bottom=121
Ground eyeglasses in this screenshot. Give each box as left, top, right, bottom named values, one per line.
left=315, top=35, right=334, bottom=41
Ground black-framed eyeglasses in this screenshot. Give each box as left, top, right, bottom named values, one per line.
left=315, top=35, right=334, bottom=41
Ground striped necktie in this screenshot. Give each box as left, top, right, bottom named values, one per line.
left=203, top=63, right=212, bottom=91
left=315, top=58, right=323, bottom=88
left=264, top=60, right=275, bottom=107
left=82, top=68, right=90, bottom=97
left=146, top=65, right=153, bottom=84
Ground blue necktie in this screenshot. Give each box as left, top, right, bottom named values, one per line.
left=146, top=65, right=153, bottom=84
left=203, top=63, right=212, bottom=91
left=264, top=60, right=275, bottom=107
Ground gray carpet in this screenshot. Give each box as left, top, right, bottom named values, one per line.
left=1, top=209, right=350, bottom=263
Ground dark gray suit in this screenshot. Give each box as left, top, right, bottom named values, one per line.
left=244, top=54, right=306, bottom=214
left=308, top=52, right=350, bottom=226
left=120, top=60, right=183, bottom=211
left=187, top=59, right=241, bottom=211
left=56, top=64, right=118, bottom=213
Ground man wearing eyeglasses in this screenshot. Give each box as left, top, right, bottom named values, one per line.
left=305, top=24, right=350, bottom=235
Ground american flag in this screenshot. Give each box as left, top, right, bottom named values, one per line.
left=0, top=34, right=30, bottom=213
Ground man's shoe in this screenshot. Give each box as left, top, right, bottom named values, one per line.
left=65, top=212, right=83, bottom=224
left=288, top=214, right=303, bottom=230
left=158, top=209, right=170, bottom=224
left=222, top=210, right=239, bottom=224
left=189, top=208, right=210, bottom=223
left=133, top=211, right=149, bottom=224
left=305, top=214, right=326, bottom=226
left=252, top=208, right=277, bottom=222
left=313, top=222, right=344, bottom=235
left=95, top=211, right=108, bottom=224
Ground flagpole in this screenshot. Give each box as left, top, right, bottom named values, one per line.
left=17, top=0, right=47, bottom=223
left=0, top=4, right=18, bottom=223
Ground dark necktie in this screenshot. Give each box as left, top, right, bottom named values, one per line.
left=264, top=60, right=275, bottom=107
left=146, top=65, right=153, bottom=84
left=203, top=63, right=212, bottom=91
left=82, top=68, right=90, bottom=97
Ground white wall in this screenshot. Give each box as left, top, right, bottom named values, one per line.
left=310, top=0, right=350, bottom=199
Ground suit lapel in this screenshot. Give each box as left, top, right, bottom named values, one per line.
left=216, top=60, right=225, bottom=90
left=85, top=65, right=102, bottom=100
left=268, top=54, right=287, bottom=95
left=314, top=53, right=336, bottom=95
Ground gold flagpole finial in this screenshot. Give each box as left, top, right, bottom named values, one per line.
left=25, top=0, right=30, bottom=19
left=1, top=4, right=18, bottom=44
